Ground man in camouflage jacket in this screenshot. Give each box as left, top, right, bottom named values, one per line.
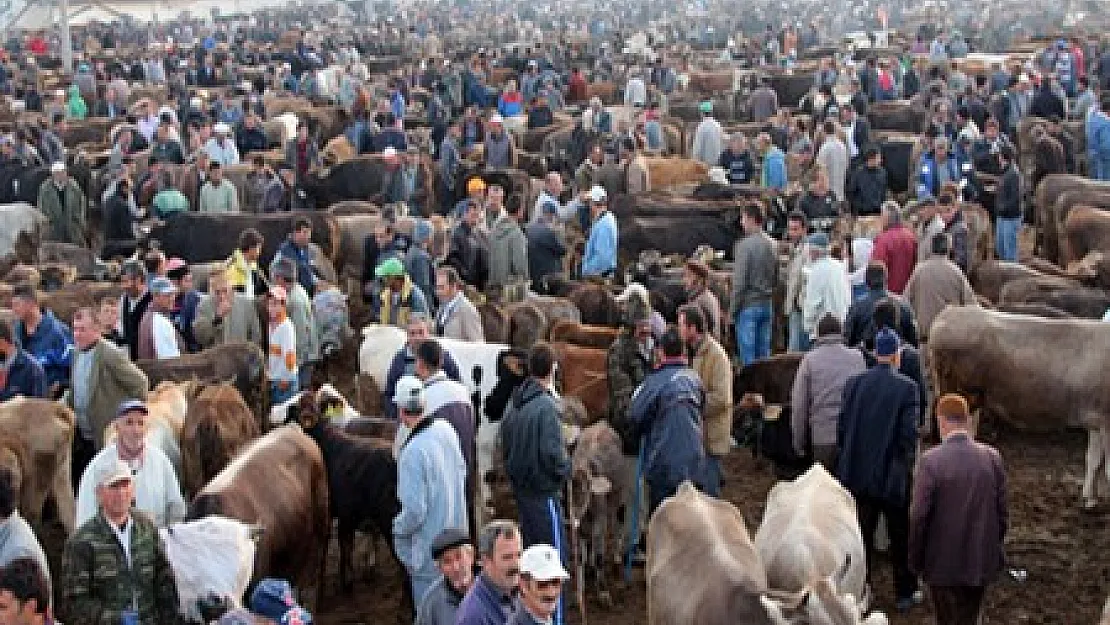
left=606, top=307, right=654, bottom=455
left=60, top=457, right=181, bottom=625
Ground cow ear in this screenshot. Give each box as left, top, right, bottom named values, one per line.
left=589, top=475, right=611, bottom=495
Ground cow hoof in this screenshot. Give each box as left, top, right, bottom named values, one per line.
left=598, top=590, right=613, bottom=609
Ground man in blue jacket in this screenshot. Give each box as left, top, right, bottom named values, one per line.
left=630, top=327, right=706, bottom=515
left=0, top=319, right=46, bottom=400
left=1086, top=96, right=1110, bottom=181
left=382, top=315, right=460, bottom=421
left=456, top=520, right=522, bottom=625
left=271, top=217, right=318, bottom=297
left=11, top=284, right=72, bottom=393
left=837, top=327, right=921, bottom=613
left=580, top=186, right=617, bottom=278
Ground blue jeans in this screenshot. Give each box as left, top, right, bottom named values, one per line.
left=787, top=310, right=811, bottom=352
left=995, top=216, right=1021, bottom=262
left=1092, top=155, right=1110, bottom=181
left=735, top=303, right=773, bottom=366
left=852, top=283, right=870, bottom=302
left=703, top=455, right=722, bottom=497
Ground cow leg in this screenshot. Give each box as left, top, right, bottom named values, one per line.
left=595, top=508, right=613, bottom=609
left=52, top=460, right=76, bottom=535
left=338, top=521, right=354, bottom=594
left=1082, top=427, right=1105, bottom=509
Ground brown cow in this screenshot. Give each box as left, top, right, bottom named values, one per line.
left=568, top=283, right=620, bottom=327
left=643, top=157, right=709, bottom=190
left=504, top=301, right=546, bottom=349
left=477, top=300, right=510, bottom=344
left=188, top=426, right=330, bottom=608
left=180, top=383, right=260, bottom=496
left=137, top=342, right=268, bottom=426
left=1064, top=206, right=1110, bottom=265
left=0, top=398, right=76, bottom=534
left=548, top=319, right=620, bottom=349
left=551, top=342, right=608, bottom=421
left=968, top=260, right=1045, bottom=305
left=999, top=275, right=1110, bottom=319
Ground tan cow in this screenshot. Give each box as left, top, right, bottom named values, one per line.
left=548, top=319, right=620, bottom=350
left=643, top=157, right=709, bottom=190
left=0, top=399, right=76, bottom=534
left=928, top=307, right=1110, bottom=508
left=1064, top=206, right=1110, bottom=266
left=180, top=383, right=260, bottom=496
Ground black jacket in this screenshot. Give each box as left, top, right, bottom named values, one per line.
left=103, top=194, right=135, bottom=243
left=446, top=223, right=490, bottom=291
left=499, top=379, right=570, bottom=497
left=995, top=164, right=1022, bottom=219
left=847, top=165, right=887, bottom=216
left=525, top=220, right=566, bottom=292
left=796, top=190, right=839, bottom=220
left=236, top=126, right=269, bottom=154
left=1028, top=87, right=1065, bottom=120
left=121, top=291, right=151, bottom=361
left=843, top=288, right=920, bottom=350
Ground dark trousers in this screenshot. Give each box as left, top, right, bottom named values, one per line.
left=928, top=585, right=986, bottom=625
left=857, top=495, right=917, bottom=600
left=71, top=434, right=96, bottom=496
left=703, top=456, right=722, bottom=498
left=647, top=474, right=684, bottom=519
left=514, top=491, right=565, bottom=625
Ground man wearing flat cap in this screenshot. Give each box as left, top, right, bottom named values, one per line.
left=75, top=399, right=185, bottom=528
left=61, top=458, right=180, bottom=625
left=136, top=277, right=184, bottom=361
left=416, top=528, right=476, bottom=625
left=37, top=162, right=87, bottom=246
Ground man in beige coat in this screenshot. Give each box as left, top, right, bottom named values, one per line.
left=903, top=232, right=978, bottom=342
left=192, top=271, right=264, bottom=349
left=678, top=304, right=731, bottom=497
left=434, top=267, right=484, bottom=342
left=66, top=307, right=149, bottom=486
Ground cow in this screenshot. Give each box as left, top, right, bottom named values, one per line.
left=927, top=306, right=1110, bottom=508
left=1039, top=182, right=1110, bottom=264
left=137, top=342, right=268, bottom=426
left=733, top=353, right=804, bottom=469
left=268, top=383, right=360, bottom=428
left=1063, top=206, right=1110, bottom=266
left=0, top=398, right=76, bottom=534
left=968, top=260, right=1046, bottom=305
left=567, top=421, right=636, bottom=608
left=188, top=425, right=330, bottom=608
left=503, top=300, right=547, bottom=349
left=648, top=482, right=818, bottom=625
left=568, top=282, right=621, bottom=327
left=550, top=342, right=609, bottom=422
left=180, top=382, right=260, bottom=496
left=999, top=276, right=1110, bottom=319
left=548, top=319, right=620, bottom=349
left=755, top=465, right=886, bottom=624
left=304, top=154, right=437, bottom=209
left=146, top=211, right=341, bottom=267
left=160, top=516, right=260, bottom=622
left=642, top=158, right=709, bottom=190
left=0, top=203, right=48, bottom=261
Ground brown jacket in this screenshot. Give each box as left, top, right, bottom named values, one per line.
left=690, top=335, right=732, bottom=457
left=903, top=255, right=978, bottom=340
left=909, top=432, right=1007, bottom=587
left=66, top=340, right=149, bottom=448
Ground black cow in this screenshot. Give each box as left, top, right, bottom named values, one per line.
left=146, top=211, right=340, bottom=266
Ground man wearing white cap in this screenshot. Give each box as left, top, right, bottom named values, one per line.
left=75, top=399, right=186, bottom=528
left=580, top=186, right=618, bottom=278
left=137, top=277, right=184, bottom=360
left=37, top=162, right=87, bottom=246
left=484, top=114, right=516, bottom=169
left=392, top=375, right=469, bottom=605
left=508, top=544, right=570, bottom=625
left=203, top=122, right=240, bottom=166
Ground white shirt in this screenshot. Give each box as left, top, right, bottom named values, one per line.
left=110, top=516, right=134, bottom=566
left=203, top=137, right=240, bottom=166
left=77, top=444, right=187, bottom=529
left=803, top=255, right=852, bottom=336
left=152, top=312, right=181, bottom=359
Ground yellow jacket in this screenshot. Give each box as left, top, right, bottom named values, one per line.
left=224, top=250, right=259, bottom=294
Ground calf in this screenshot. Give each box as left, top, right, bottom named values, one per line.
left=550, top=342, right=609, bottom=423
left=0, top=398, right=76, bottom=534
left=286, top=393, right=406, bottom=609
left=188, top=425, right=330, bottom=609
left=548, top=319, right=620, bottom=350
left=181, top=383, right=260, bottom=496
left=160, top=516, right=261, bottom=622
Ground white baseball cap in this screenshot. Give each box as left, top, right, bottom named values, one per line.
left=50, top=162, right=66, bottom=173
left=519, top=544, right=569, bottom=581
left=392, top=375, right=425, bottom=412
left=489, top=113, right=504, bottom=124
left=382, top=146, right=398, bottom=158
left=588, top=185, right=607, bottom=203
left=94, top=458, right=134, bottom=488
left=214, top=122, right=230, bottom=134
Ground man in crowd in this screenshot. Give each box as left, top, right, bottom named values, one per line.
left=446, top=200, right=490, bottom=292
left=730, top=203, right=778, bottom=363
left=75, top=399, right=185, bottom=528
left=683, top=260, right=720, bottom=341
left=994, top=145, right=1023, bottom=262
left=910, top=394, right=1008, bottom=625
left=718, top=134, right=754, bottom=185
left=837, top=327, right=921, bottom=613
left=197, top=162, right=239, bottom=213
left=500, top=343, right=570, bottom=565
left=870, top=201, right=919, bottom=294
left=631, top=327, right=706, bottom=515
left=272, top=217, right=319, bottom=297
left=791, top=314, right=866, bottom=469
left=383, top=315, right=461, bottom=421
left=847, top=147, right=888, bottom=216
left=456, top=520, right=522, bottom=625
left=38, top=162, right=87, bottom=246
left=526, top=190, right=568, bottom=294
left=9, top=286, right=70, bottom=394
left=903, top=234, right=979, bottom=342
left=393, top=374, right=469, bottom=605
left=66, top=307, right=149, bottom=483
left=677, top=305, right=731, bottom=497
left=270, top=259, right=319, bottom=390
left=844, top=262, right=920, bottom=350
left=802, top=232, right=851, bottom=342
left=783, top=212, right=810, bottom=352
left=204, top=122, right=240, bottom=166
left=581, top=186, right=618, bottom=279
left=61, top=458, right=179, bottom=624
left=0, top=469, right=50, bottom=595
left=137, top=278, right=183, bottom=360
left=416, top=528, right=475, bottom=625
left=192, top=270, right=264, bottom=349
left=509, top=544, right=570, bottom=625
left=0, top=318, right=45, bottom=402
left=434, top=267, right=484, bottom=342
left=0, top=557, right=53, bottom=625
left=487, top=194, right=530, bottom=298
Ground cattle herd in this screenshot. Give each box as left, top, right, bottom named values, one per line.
left=4, top=0, right=1110, bottom=623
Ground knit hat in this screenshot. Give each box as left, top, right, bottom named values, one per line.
left=249, top=579, right=312, bottom=625
left=375, top=257, right=406, bottom=278
left=874, top=327, right=900, bottom=357
left=698, top=100, right=713, bottom=113
left=466, top=177, right=486, bottom=194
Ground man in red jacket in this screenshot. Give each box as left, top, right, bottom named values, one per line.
left=871, top=200, right=919, bottom=293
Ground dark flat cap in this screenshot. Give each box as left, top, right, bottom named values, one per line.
left=431, top=528, right=471, bottom=560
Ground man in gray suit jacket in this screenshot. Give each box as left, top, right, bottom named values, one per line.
left=192, top=271, right=263, bottom=349
left=909, top=393, right=1008, bottom=624
left=434, top=267, right=484, bottom=343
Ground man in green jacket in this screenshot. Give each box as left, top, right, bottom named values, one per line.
left=38, top=162, right=87, bottom=245
left=197, top=162, right=239, bottom=213
left=60, top=458, right=181, bottom=625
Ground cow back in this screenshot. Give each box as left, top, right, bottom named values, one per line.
left=148, top=211, right=340, bottom=266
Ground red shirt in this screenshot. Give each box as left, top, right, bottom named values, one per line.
left=28, top=38, right=47, bottom=55
left=871, top=223, right=919, bottom=294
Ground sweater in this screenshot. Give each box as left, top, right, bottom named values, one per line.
left=730, top=230, right=778, bottom=313
left=198, top=180, right=239, bottom=213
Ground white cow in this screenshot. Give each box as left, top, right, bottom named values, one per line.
left=755, top=465, right=888, bottom=625
left=360, top=324, right=512, bottom=529
left=161, top=516, right=258, bottom=622
left=0, top=203, right=48, bottom=259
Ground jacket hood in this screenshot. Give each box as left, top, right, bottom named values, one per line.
left=511, top=378, right=547, bottom=410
